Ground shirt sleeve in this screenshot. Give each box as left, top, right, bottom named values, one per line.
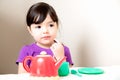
left=16, top=46, right=29, bottom=65
left=64, top=46, right=74, bottom=65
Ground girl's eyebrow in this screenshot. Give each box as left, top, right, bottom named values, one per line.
left=33, top=20, right=54, bottom=26
left=47, top=20, right=54, bottom=24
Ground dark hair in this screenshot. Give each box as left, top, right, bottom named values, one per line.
left=26, top=2, right=59, bottom=27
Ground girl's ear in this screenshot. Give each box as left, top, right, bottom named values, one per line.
left=27, top=26, right=32, bottom=35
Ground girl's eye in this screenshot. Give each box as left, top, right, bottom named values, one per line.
left=36, top=26, right=41, bottom=28
left=49, top=24, right=54, bottom=27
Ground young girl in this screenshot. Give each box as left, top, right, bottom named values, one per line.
left=16, top=2, right=73, bottom=74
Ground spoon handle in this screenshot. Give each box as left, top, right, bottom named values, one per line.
left=71, top=69, right=82, bottom=77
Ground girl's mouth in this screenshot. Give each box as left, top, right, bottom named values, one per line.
left=42, top=36, right=51, bottom=40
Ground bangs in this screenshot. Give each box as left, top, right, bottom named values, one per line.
left=26, top=2, right=58, bottom=26
left=32, top=12, right=47, bottom=24
left=29, top=8, right=47, bottom=25
left=26, top=4, right=48, bottom=26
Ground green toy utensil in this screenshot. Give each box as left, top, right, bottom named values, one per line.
left=78, top=67, right=104, bottom=75
left=71, top=69, right=82, bottom=77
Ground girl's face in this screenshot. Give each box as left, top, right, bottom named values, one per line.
left=28, top=14, right=58, bottom=48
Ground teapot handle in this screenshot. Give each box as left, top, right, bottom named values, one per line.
left=23, top=56, right=32, bottom=72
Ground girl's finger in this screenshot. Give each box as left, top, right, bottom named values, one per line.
left=54, top=39, right=61, bottom=44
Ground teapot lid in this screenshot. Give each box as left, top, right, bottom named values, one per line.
left=36, top=51, right=51, bottom=57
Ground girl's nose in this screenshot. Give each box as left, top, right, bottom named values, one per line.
left=42, top=27, right=48, bottom=34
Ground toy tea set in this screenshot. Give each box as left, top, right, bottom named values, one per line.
left=23, top=51, right=104, bottom=80
left=23, top=51, right=69, bottom=80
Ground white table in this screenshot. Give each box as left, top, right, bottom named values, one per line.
left=0, top=65, right=120, bottom=80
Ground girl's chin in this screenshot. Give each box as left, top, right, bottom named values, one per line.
left=41, top=40, right=53, bottom=45
left=42, top=39, right=54, bottom=43
left=42, top=40, right=51, bottom=43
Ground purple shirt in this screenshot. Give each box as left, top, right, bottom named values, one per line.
left=16, top=43, right=73, bottom=65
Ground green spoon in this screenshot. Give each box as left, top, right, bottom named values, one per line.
left=71, top=69, right=82, bottom=77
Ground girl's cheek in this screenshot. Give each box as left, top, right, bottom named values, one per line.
left=32, top=30, right=41, bottom=37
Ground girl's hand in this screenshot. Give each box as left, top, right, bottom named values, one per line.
left=50, top=39, right=65, bottom=61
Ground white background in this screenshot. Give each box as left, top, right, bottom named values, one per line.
left=0, top=0, right=120, bottom=73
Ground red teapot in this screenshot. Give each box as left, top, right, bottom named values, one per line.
left=23, top=51, right=66, bottom=77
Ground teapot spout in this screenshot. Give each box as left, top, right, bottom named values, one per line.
left=55, top=57, right=66, bottom=69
